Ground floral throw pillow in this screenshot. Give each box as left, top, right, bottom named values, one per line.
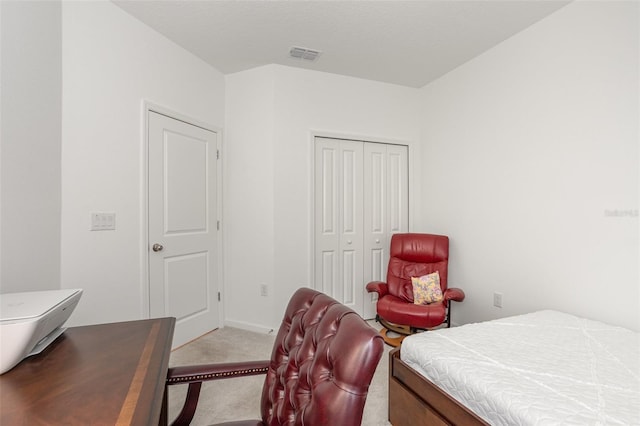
left=411, top=272, right=443, bottom=305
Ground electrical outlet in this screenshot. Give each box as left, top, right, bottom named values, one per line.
left=493, top=292, right=503, bottom=308
left=260, top=284, right=269, bottom=297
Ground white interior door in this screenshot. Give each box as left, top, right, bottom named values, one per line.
left=148, top=111, right=219, bottom=348
left=314, top=137, right=364, bottom=313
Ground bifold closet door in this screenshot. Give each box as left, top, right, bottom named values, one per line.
left=314, top=137, right=408, bottom=318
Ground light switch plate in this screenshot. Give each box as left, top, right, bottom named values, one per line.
left=91, top=212, right=116, bottom=231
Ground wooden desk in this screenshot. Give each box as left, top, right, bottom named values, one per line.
left=0, top=317, right=175, bottom=425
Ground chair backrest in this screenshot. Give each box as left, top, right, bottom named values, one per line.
left=261, top=288, right=384, bottom=426
left=386, top=233, right=449, bottom=303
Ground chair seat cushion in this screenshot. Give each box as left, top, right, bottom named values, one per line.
left=377, top=294, right=446, bottom=329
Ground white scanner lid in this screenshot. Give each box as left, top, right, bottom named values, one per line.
left=0, top=289, right=82, bottom=322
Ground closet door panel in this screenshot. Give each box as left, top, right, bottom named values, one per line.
left=340, top=145, right=363, bottom=307
left=363, top=143, right=389, bottom=302
left=363, top=143, right=409, bottom=319
left=315, top=140, right=339, bottom=297
left=363, top=143, right=387, bottom=318
left=314, top=137, right=363, bottom=313
left=386, top=144, right=409, bottom=234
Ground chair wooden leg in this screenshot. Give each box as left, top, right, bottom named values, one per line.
left=171, top=382, right=202, bottom=426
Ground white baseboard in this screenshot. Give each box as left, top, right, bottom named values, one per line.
left=224, top=319, right=277, bottom=335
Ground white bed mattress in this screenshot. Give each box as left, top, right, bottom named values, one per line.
left=401, top=310, right=640, bottom=425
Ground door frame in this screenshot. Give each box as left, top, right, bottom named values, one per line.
left=309, top=130, right=413, bottom=306
left=140, top=101, right=224, bottom=327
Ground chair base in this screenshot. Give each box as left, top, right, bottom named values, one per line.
left=379, top=318, right=412, bottom=335
left=379, top=327, right=406, bottom=347
left=378, top=318, right=413, bottom=347
left=376, top=318, right=450, bottom=347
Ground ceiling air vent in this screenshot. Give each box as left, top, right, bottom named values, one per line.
left=289, top=46, right=322, bottom=61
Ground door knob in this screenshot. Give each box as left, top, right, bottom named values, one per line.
left=375, top=239, right=380, bottom=244
left=152, top=243, right=164, bottom=252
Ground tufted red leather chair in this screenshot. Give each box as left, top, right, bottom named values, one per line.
left=166, top=288, right=384, bottom=426
left=366, top=233, right=465, bottom=333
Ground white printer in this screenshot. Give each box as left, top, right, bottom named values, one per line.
left=0, top=288, right=82, bottom=374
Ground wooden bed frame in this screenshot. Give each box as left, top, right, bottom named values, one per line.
left=388, top=347, right=489, bottom=426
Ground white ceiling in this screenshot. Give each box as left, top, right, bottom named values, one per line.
left=113, top=0, right=571, bottom=88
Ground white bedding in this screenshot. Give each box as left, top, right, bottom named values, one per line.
left=401, top=310, right=640, bottom=425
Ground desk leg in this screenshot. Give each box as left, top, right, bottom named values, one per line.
left=159, top=387, right=168, bottom=426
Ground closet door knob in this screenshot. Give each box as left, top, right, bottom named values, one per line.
left=152, top=243, right=164, bottom=252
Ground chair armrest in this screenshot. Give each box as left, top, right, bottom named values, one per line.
left=167, top=360, right=270, bottom=385
left=166, top=360, right=270, bottom=426
left=366, top=281, right=388, bottom=297
left=443, top=287, right=465, bottom=302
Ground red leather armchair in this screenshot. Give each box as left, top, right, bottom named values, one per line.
left=366, top=233, right=465, bottom=335
left=166, top=288, right=384, bottom=426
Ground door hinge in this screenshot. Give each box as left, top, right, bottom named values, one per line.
left=217, top=292, right=221, bottom=302
left=217, top=220, right=220, bottom=230
left=216, top=149, right=220, bottom=160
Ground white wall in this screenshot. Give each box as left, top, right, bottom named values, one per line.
left=418, top=1, right=639, bottom=330
left=224, top=65, right=420, bottom=331
left=61, top=1, right=225, bottom=325
left=223, top=65, right=277, bottom=332
left=5, top=0, right=637, bottom=335
left=0, top=1, right=62, bottom=293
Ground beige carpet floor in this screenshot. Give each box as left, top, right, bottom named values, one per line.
left=167, top=321, right=393, bottom=425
